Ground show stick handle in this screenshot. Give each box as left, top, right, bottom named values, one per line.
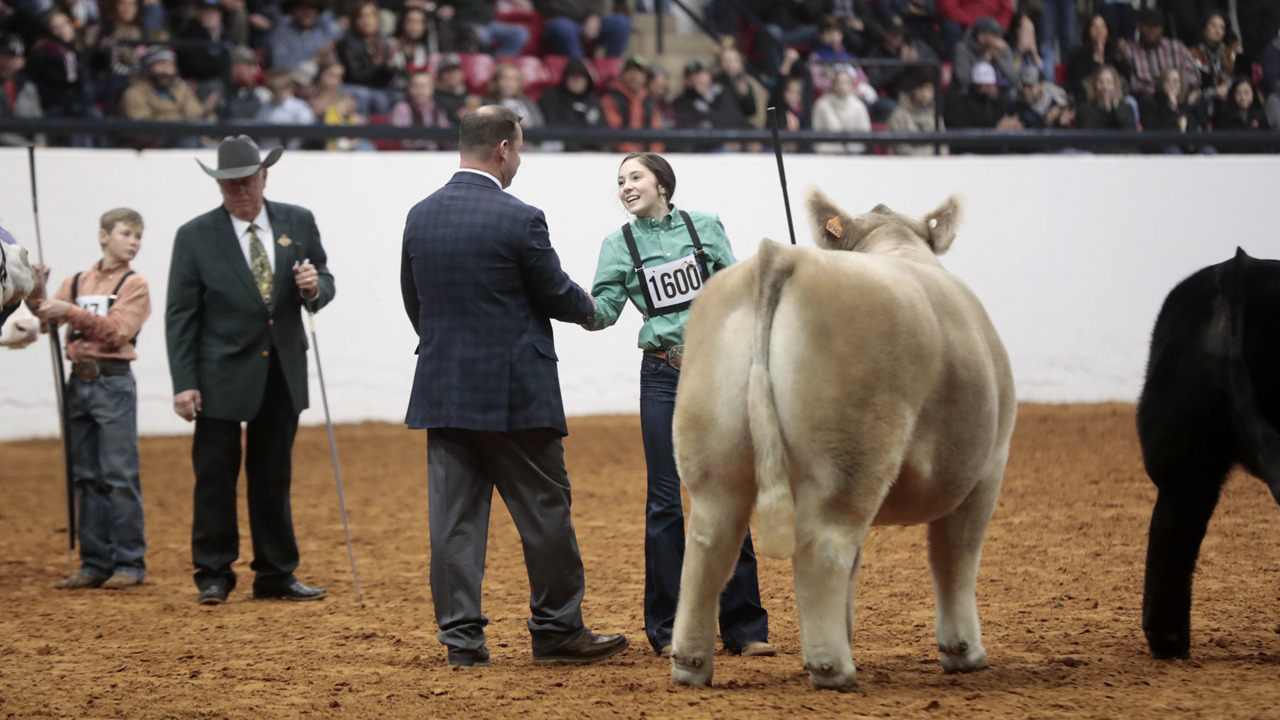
left=292, top=244, right=316, bottom=314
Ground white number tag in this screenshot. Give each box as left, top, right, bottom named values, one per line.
left=640, top=254, right=704, bottom=311
left=76, top=295, right=110, bottom=317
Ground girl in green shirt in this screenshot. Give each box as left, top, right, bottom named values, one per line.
left=583, top=152, right=773, bottom=659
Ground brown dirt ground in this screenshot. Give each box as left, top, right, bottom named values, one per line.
left=3, top=404, right=1280, bottom=719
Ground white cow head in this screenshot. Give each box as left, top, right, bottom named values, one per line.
left=807, top=188, right=962, bottom=259
left=1, top=226, right=35, bottom=307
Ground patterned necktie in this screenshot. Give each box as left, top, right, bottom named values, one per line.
left=248, top=224, right=273, bottom=306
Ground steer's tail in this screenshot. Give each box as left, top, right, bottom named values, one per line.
left=750, top=239, right=798, bottom=559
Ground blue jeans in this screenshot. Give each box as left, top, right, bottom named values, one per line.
left=542, top=14, right=632, bottom=57
left=762, top=23, right=820, bottom=74
left=67, top=373, right=146, bottom=581
left=639, top=355, right=769, bottom=654
left=1039, top=0, right=1077, bottom=76
left=473, top=21, right=531, bottom=56
left=341, top=84, right=399, bottom=116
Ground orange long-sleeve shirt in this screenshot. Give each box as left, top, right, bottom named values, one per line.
left=34, top=260, right=151, bottom=362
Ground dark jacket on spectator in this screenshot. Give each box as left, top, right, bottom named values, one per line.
left=535, top=0, right=608, bottom=23
left=1212, top=97, right=1270, bottom=131
left=864, top=35, right=939, bottom=98
left=0, top=71, right=44, bottom=146
left=28, top=36, right=86, bottom=117
left=338, top=33, right=395, bottom=89
left=713, top=71, right=758, bottom=121
left=1138, top=90, right=1205, bottom=132
left=1077, top=96, right=1137, bottom=152
left=1262, top=32, right=1280, bottom=95
left=439, top=0, right=496, bottom=26
left=1065, top=43, right=1132, bottom=102
left=944, top=86, right=1008, bottom=128
left=538, top=58, right=605, bottom=150
left=754, top=0, right=828, bottom=31
left=435, top=85, right=469, bottom=125
left=176, top=20, right=229, bottom=82
left=672, top=82, right=753, bottom=151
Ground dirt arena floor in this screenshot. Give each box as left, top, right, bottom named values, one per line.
left=4, top=403, right=1280, bottom=719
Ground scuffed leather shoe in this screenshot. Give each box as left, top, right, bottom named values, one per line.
left=197, top=584, right=229, bottom=605
left=741, top=641, right=776, bottom=657
left=253, top=580, right=327, bottom=601
left=448, top=646, right=491, bottom=668
left=533, top=630, right=629, bottom=665
left=101, top=573, right=142, bottom=590
left=56, top=573, right=104, bottom=589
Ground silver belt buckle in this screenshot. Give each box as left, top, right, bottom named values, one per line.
left=667, top=345, right=684, bottom=371
left=72, top=359, right=101, bottom=382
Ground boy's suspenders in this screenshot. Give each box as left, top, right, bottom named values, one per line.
left=68, top=270, right=138, bottom=346
left=621, top=210, right=712, bottom=318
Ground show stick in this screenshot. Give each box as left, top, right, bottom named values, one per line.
left=767, top=107, right=798, bottom=246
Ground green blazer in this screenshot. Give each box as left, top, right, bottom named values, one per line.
left=165, top=200, right=335, bottom=421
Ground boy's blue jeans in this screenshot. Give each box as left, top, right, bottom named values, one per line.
left=66, top=372, right=147, bottom=581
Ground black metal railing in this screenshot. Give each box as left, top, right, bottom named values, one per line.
left=2, top=117, right=1279, bottom=152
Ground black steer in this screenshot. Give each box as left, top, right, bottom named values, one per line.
left=1138, top=248, right=1280, bottom=659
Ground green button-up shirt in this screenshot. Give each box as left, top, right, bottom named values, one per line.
left=585, top=205, right=737, bottom=351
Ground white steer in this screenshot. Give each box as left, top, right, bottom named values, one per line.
left=669, top=191, right=1016, bottom=692
left=1, top=226, right=35, bottom=308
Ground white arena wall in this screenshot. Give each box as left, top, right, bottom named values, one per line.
left=0, top=148, right=1277, bottom=441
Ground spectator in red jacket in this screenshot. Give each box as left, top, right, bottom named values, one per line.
left=601, top=56, right=664, bottom=153
left=937, top=0, right=1010, bottom=56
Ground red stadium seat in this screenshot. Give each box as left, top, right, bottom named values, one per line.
left=458, top=53, right=497, bottom=96
left=494, top=9, right=543, bottom=56
left=1054, top=63, right=1067, bottom=86
left=1253, top=63, right=1263, bottom=88
left=592, top=56, right=622, bottom=88
left=367, top=114, right=400, bottom=151
left=544, top=55, right=569, bottom=84
left=940, top=62, right=952, bottom=93
left=510, top=55, right=552, bottom=100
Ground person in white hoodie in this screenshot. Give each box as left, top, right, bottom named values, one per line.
left=812, top=68, right=871, bottom=154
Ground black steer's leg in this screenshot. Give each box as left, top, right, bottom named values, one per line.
left=1142, top=480, right=1225, bottom=659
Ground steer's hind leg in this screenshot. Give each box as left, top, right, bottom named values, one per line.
left=793, top=487, right=866, bottom=692
left=928, top=474, right=1000, bottom=674
left=670, top=467, right=754, bottom=687
left=846, top=547, right=863, bottom=644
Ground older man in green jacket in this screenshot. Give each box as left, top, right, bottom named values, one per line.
left=166, top=136, right=335, bottom=606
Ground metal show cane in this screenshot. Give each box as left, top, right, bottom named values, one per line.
left=293, top=246, right=363, bottom=605
left=767, top=107, right=799, bottom=246
left=28, top=146, right=77, bottom=557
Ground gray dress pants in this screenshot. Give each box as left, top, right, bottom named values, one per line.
left=427, top=427, right=587, bottom=656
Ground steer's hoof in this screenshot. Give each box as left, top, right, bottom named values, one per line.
left=805, top=662, right=860, bottom=693
left=671, top=652, right=713, bottom=687
left=939, top=642, right=989, bottom=674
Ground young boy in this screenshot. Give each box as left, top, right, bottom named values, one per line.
left=29, top=208, right=151, bottom=590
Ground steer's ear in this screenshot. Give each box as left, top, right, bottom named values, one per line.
left=923, top=195, right=962, bottom=255
left=807, top=187, right=857, bottom=250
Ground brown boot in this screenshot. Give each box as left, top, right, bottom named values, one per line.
left=101, top=573, right=142, bottom=589
left=56, top=573, right=104, bottom=589
left=741, top=642, right=777, bottom=657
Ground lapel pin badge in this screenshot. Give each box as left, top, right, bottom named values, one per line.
left=278, top=235, right=292, bottom=248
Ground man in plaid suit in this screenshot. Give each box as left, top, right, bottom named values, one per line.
left=400, top=105, right=629, bottom=668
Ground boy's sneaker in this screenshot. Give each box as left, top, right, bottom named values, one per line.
left=56, top=573, right=104, bottom=589
left=101, top=573, right=142, bottom=589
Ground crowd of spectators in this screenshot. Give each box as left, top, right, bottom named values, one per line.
left=0, top=0, right=1275, bottom=152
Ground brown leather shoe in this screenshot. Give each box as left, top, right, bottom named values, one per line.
left=741, top=641, right=777, bottom=657
left=101, top=573, right=142, bottom=590
left=533, top=630, right=629, bottom=665
left=660, top=644, right=673, bottom=659
left=56, top=573, right=104, bottom=589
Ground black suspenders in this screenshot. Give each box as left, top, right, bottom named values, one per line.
left=621, top=210, right=712, bottom=318
left=69, top=270, right=138, bottom=346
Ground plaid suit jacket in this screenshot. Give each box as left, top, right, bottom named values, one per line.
left=401, top=171, right=594, bottom=435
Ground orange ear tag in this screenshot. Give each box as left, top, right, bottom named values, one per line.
left=825, top=216, right=844, bottom=238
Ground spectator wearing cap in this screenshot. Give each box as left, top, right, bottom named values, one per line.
left=0, top=34, right=44, bottom=147
left=937, top=0, right=1010, bottom=56
left=876, top=0, right=939, bottom=51
left=951, top=16, right=1019, bottom=99
left=536, top=0, right=631, bottom=58
left=887, top=66, right=946, bottom=155
left=119, top=47, right=217, bottom=147
left=1010, top=61, right=1072, bottom=130
left=864, top=12, right=939, bottom=101
left=601, top=56, right=665, bottom=153
left=177, top=0, right=232, bottom=101
left=436, top=0, right=531, bottom=57
left=223, top=45, right=270, bottom=119
left=945, top=60, right=1020, bottom=140
left=812, top=64, right=871, bottom=154
left=714, top=45, right=765, bottom=127
left=758, top=0, right=826, bottom=75
left=337, top=0, right=398, bottom=115
left=1122, top=9, right=1200, bottom=102
left=433, top=54, right=475, bottom=125
left=255, top=68, right=314, bottom=149
left=389, top=70, right=451, bottom=149
left=538, top=57, right=606, bottom=150
left=672, top=59, right=753, bottom=152
left=28, top=11, right=89, bottom=129
left=268, top=0, right=342, bottom=72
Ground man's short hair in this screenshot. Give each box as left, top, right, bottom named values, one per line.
left=100, top=208, right=144, bottom=233
left=459, top=105, right=521, bottom=156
